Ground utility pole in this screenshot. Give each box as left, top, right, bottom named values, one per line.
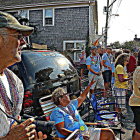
left=104, top=0, right=117, bottom=48
left=104, top=0, right=109, bottom=48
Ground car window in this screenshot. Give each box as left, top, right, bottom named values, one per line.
left=21, top=51, right=77, bottom=84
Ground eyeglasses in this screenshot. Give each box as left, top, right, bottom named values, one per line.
left=0, top=33, right=24, bottom=40
left=63, top=93, right=69, bottom=96
left=59, top=93, right=69, bottom=98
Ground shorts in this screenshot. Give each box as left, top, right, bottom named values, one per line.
left=102, top=70, right=112, bottom=83
left=89, top=127, right=101, bottom=140
left=78, top=128, right=101, bottom=140
left=113, top=88, right=127, bottom=108
left=80, top=64, right=86, bottom=69
left=88, top=74, right=105, bottom=90
left=131, top=106, right=140, bottom=133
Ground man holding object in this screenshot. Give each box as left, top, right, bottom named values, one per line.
left=0, top=11, right=47, bottom=140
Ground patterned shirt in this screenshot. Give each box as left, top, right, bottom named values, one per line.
left=129, top=66, right=140, bottom=106
left=86, top=55, right=101, bottom=75
left=50, top=99, right=88, bottom=139
left=79, top=51, right=86, bottom=64
left=0, top=69, right=24, bottom=137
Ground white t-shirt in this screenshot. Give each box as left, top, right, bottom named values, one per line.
left=0, top=74, right=12, bottom=137
left=0, top=69, right=24, bottom=137
left=0, top=74, right=11, bottom=100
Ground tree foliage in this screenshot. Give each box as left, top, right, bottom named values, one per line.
left=110, top=40, right=140, bottom=52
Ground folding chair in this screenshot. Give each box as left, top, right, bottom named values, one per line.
left=39, top=95, right=82, bottom=140
left=89, top=91, right=124, bottom=139
left=39, top=95, right=56, bottom=121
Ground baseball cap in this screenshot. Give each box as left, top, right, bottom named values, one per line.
left=0, top=11, right=34, bottom=36
left=91, top=46, right=97, bottom=50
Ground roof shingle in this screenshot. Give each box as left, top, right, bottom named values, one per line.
left=0, top=0, right=94, bottom=10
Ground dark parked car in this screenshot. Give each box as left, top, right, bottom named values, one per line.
left=9, top=50, right=81, bottom=116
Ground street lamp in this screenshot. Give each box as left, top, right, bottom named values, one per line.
left=110, top=14, right=119, bottom=16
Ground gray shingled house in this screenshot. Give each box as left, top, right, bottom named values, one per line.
left=0, top=0, right=98, bottom=62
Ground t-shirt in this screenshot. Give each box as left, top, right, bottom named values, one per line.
left=0, top=74, right=11, bottom=100
left=86, top=55, right=101, bottom=75
left=114, top=64, right=128, bottom=89
left=129, top=66, right=140, bottom=106
left=79, top=52, right=86, bottom=64
left=126, top=55, right=136, bottom=73
left=50, top=99, right=88, bottom=138
left=0, top=69, right=24, bottom=137
left=102, top=53, right=112, bottom=71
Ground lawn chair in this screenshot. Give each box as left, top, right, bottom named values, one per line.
left=39, top=95, right=83, bottom=140
left=39, top=95, right=104, bottom=140
left=89, top=90, right=124, bottom=139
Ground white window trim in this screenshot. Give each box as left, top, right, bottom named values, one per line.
left=43, top=8, right=54, bottom=26
left=63, top=40, right=86, bottom=62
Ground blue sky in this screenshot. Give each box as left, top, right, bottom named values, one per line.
left=98, top=0, right=140, bottom=44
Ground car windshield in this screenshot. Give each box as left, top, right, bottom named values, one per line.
left=21, top=51, right=77, bottom=84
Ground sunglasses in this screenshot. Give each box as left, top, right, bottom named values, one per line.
left=59, top=93, right=69, bottom=98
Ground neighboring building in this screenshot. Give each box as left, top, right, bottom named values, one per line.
left=134, top=34, right=140, bottom=52
left=134, top=34, right=140, bottom=42
left=0, top=0, right=98, bottom=62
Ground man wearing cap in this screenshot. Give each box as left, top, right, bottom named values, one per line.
left=101, top=47, right=113, bottom=90
left=0, top=11, right=46, bottom=140
left=86, top=46, right=105, bottom=94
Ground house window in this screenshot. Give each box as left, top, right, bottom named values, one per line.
left=19, top=10, right=29, bottom=19
left=63, top=41, right=86, bottom=62
left=18, top=10, right=29, bottom=25
left=43, top=9, right=54, bottom=26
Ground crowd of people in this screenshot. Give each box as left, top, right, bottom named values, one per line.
left=0, top=10, right=140, bottom=140
left=50, top=46, right=138, bottom=140
left=78, top=45, right=140, bottom=140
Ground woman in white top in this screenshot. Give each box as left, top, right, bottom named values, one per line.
left=129, top=51, right=140, bottom=140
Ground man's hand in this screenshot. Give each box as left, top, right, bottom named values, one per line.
left=108, top=66, right=112, bottom=71
left=95, top=72, right=101, bottom=75
left=5, top=118, right=47, bottom=140
left=35, top=131, right=47, bottom=140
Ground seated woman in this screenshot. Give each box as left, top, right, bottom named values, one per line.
left=50, top=79, right=116, bottom=140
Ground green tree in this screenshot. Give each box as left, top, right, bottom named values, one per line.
left=111, top=40, right=140, bottom=52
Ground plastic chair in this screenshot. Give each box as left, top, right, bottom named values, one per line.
left=89, top=91, right=124, bottom=139
left=90, top=92, right=118, bottom=121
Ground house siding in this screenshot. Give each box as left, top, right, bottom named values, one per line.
left=30, top=6, right=89, bottom=51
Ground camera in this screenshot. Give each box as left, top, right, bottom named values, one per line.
left=23, top=114, right=54, bottom=135
left=34, top=120, right=54, bottom=134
